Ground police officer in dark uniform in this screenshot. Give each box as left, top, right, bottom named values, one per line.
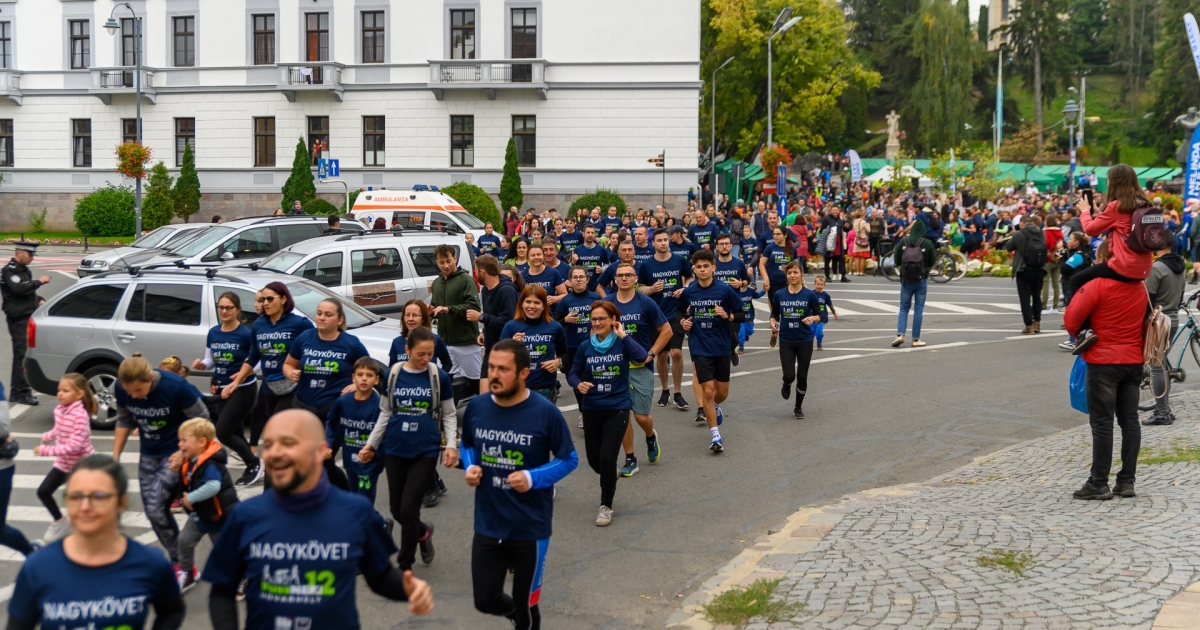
left=1, top=242, right=49, bottom=406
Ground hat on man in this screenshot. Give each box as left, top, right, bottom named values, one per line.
left=668, top=225, right=686, bottom=236
left=736, top=199, right=746, bottom=207
left=13, top=241, right=39, bottom=255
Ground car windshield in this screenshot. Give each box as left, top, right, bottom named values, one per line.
left=160, top=227, right=207, bottom=249
left=169, top=226, right=234, bottom=257
left=288, top=280, right=381, bottom=330
left=132, top=227, right=175, bottom=248
left=261, top=251, right=306, bottom=272
left=455, top=212, right=485, bottom=229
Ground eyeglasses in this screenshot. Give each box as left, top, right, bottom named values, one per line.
left=65, top=491, right=117, bottom=505
left=615, top=273, right=636, bottom=279
left=260, top=295, right=279, bottom=303
left=591, top=316, right=611, bottom=323
left=217, top=305, right=238, bottom=312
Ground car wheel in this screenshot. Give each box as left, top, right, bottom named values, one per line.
left=83, top=363, right=120, bottom=431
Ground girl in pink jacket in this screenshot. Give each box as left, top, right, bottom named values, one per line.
left=32, top=373, right=97, bottom=542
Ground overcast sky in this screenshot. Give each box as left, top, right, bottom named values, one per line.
left=970, top=0, right=989, bottom=23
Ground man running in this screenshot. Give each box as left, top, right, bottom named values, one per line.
left=462, top=339, right=578, bottom=630
left=605, top=262, right=671, bottom=476
left=596, top=240, right=640, bottom=297
left=688, top=208, right=721, bottom=251
left=632, top=226, right=655, bottom=263
left=638, top=229, right=693, bottom=411
left=680, top=249, right=745, bottom=453
left=569, top=224, right=611, bottom=293
left=714, top=234, right=752, bottom=366
left=203, top=409, right=434, bottom=628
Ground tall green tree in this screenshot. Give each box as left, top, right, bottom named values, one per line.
left=976, top=4, right=988, bottom=43
left=141, top=162, right=175, bottom=231
left=843, top=0, right=921, bottom=115
left=499, top=138, right=523, bottom=212
left=173, top=142, right=201, bottom=222
left=702, top=0, right=880, bottom=161
left=995, top=0, right=1078, bottom=158
left=1148, top=0, right=1200, bottom=164
left=1105, top=0, right=1158, bottom=109
left=903, top=0, right=981, bottom=154
left=281, top=137, right=315, bottom=211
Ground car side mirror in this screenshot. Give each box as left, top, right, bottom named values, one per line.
left=221, top=251, right=235, bottom=261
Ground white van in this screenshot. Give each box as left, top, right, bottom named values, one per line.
left=350, top=185, right=487, bottom=240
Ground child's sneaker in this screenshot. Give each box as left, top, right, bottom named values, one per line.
left=1072, top=329, right=1098, bottom=356
left=737, top=344, right=745, bottom=354
left=42, top=516, right=70, bottom=542
left=816, top=343, right=823, bottom=351
left=179, top=566, right=199, bottom=593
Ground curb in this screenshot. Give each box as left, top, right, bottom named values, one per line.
left=1153, top=581, right=1200, bottom=629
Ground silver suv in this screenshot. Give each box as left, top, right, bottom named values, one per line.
left=137, top=215, right=363, bottom=269
left=257, top=228, right=475, bottom=313
left=77, top=223, right=211, bottom=276
left=24, top=268, right=401, bottom=429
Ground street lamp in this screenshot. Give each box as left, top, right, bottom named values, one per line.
left=767, top=11, right=802, bottom=148
left=104, top=4, right=144, bottom=236
left=711, top=55, right=735, bottom=196
left=1061, top=98, right=1081, bottom=198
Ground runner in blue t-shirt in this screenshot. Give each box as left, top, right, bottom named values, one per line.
left=553, top=266, right=601, bottom=425
left=8, top=455, right=185, bottom=630
left=569, top=224, right=612, bottom=293
left=811, top=275, right=838, bottom=351
left=478, top=223, right=503, bottom=257
left=204, top=410, right=434, bottom=628
left=595, top=240, right=641, bottom=297
left=668, top=227, right=697, bottom=259
left=521, top=244, right=567, bottom=301
left=758, top=226, right=796, bottom=350
left=237, top=282, right=315, bottom=448
left=326, top=357, right=386, bottom=505
left=112, top=355, right=208, bottom=571
left=680, top=249, right=745, bottom=453
left=501, top=285, right=568, bottom=402
left=462, top=339, right=578, bottom=630
left=770, top=260, right=827, bottom=419
left=558, top=219, right=584, bottom=256
left=639, top=229, right=693, bottom=411
left=632, top=226, right=656, bottom=263
left=688, top=210, right=722, bottom=250
left=714, top=234, right=752, bottom=365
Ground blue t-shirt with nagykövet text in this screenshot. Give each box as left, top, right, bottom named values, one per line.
left=740, top=238, right=759, bottom=267
left=383, top=366, right=454, bottom=459
left=571, top=243, right=611, bottom=292
left=761, top=243, right=794, bottom=286
left=478, top=234, right=502, bottom=257
left=246, top=312, right=315, bottom=382
left=115, top=369, right=204, bottom=458
left=522, top=265, right=565, bottom=295
left=634, top=243, right=655, bottom=263
left=681, top=280, right=744, bottom=357
left=714, top=257, right=751, bottom=289
left=500, top=319, right=567, bottom=389
left=554, top=290, right=600, bottom=349
left=326, top=391, right=385, bottom=484
left=569, top=335, right=648, bottom=411
left=287, top=329, right=370, bottom=409
left=207, top=323, right=257, bottom=387
left=8, top=537, right=180, bottom=629
left=599, top=216, right=623, bottom=233
left=596, top=259, right=640, bottom=295
left=558, top=230, right=583, bottom=254
left=688, top=222, right=722, bottom=250
left=603, top=292, right=667, bottom=372
left=461, top=392, right=577, bottom=540
left=638, top=254, right=692, bottom=319
left=388, top=332, right=453, bottom=371
left=771, top=286, right=827, bottom=344
left=669, top=240, right=697, bottom=260
left=201, top=485, right=396, bottom=630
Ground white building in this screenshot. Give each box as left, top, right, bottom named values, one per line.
left=0, top=0, right=700, bottom=230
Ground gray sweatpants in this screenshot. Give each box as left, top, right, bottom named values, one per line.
left=178, top=516, right=219, bottom=573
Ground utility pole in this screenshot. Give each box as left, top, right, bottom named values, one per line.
left=711, top=56, right=735, bottom=194
left=995, top=47, right=1004, bottom=162
left=767, top=9, right=801, bottom=148
left=1079, top=74, right=1087, bottom=147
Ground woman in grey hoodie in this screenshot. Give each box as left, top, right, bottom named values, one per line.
left=0, top=380, right=37, bottom=555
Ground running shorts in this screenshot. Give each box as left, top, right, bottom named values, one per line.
left=628, top=365, right=653, bottom=415
left=692, top=354, right=731, bottom=384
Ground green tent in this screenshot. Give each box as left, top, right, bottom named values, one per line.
left=994, top=162, right=1059, bottom=188
left=1136, top=167, right=1181, bottom=185
left=859, top=158, right=889, bottom=176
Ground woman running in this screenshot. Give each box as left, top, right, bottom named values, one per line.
left=236, top=282, right=314, bottom=448
left=192, top=291, right=262, bottom=485
left=504, top=237, right=531, bottom=274
left=389, top=299, right=454, bottom=371
left=770, top=260, right=826, bottom=420
left=568, top=301, right=648, bottom=527
left=8, top=455, right=185, bottom=630
left=362, top=326, right=457, bottom=572
left=554, top=266, right=601, bottom=426
left=502, top=285, right=568, bottom=402
left=759, top=226, right=796, bottom=346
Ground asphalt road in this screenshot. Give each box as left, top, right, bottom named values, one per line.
left=0, top=248, right=1171, bottom=628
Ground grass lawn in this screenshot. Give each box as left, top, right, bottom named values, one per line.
left=0, top=231, right=136, bottom=245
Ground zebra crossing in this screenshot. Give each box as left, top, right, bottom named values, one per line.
left=752, top=297, right=1030, bottom=317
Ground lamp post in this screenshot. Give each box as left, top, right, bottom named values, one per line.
left=104, top=4, right=143, bottom=236
left=1061, top=98, right=1081, bottom=199
left=711, top=55, right=735, bottom=196
left=767, top=10, right=802, bottom=148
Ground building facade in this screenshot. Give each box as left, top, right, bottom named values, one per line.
left=0, top=0, right=700, bottom=230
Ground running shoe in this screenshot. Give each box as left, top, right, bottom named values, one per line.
left=436, top=476, right=448, bottom=496
left=578, top=415, right=585, bottom=429
left=657, top=391, right=671, bottom=407
left=179, top=566, right=199, bottom=594
left=794, top=407, right=805, bottom=420
left=236, top=461, right=263, bottom=486
left=738, top=343, right=745, bottom=354
left=422, top=486, right=440, bottom=508
left=674, top=392, right=689, bottom=410
left=911, top=340, right=926, bottom=348
left=816, top=344, right=823, bottom=351
left=236, top=579, right=248, bottom=602
left=385, top=517, right=395, bottom=539
left=770, top=332, right=778, bottom=348
left=596, top=506, right=614, bottom=527
left=709, top=438, right=724, bottom=453
left=173, top=564, right=187, bottom=591
left=418, top=524, right=435, bottom=564
left=170, top=498, right=185, bottom=513
left=1058, top=340, right=1076, bottom=351
left=646, top=430, right=661, bottom=464
left=781, top=381, right=791, bottom=400
left=731, top=351, right=740, bottom=367
left=716, top=405, right=724, bottom=426
left=42, top=516, right=70, bottom=543
left=695, top=407, right=706, bottom=423
left=891, top=335, right=905, bottom=347
left=619, top=457, right=639, bottom=477
left=1072, top=330, right=1098, bottom=356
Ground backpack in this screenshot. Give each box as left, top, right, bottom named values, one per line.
left=1126, top=202, right=1171, bottom=254
left=1023, top=236, right=1048, bottom=269
left=900, top=237, right=925, bottom=282
left=387, top=361, right=446, bottom=446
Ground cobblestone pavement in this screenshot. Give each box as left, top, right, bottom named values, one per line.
left=670, top=392, right=1200, bottom=629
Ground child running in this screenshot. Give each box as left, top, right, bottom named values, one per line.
left=159, top=355, right=191, bottom=379
left=326, top=357, right=387, bottom=512
left=173, top=417, right=239, bottom=593
left=734, top=282, right=764, bottom=355
left=32, top=373, right=97, bottom=543
left=811, top=276, right=839, bottom=351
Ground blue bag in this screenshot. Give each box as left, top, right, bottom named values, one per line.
left=1069, top=355, right=1088, bottom=414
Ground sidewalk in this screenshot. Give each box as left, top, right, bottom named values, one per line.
left=670, top=391, right=1200, bottom=629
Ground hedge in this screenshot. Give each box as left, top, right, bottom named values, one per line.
left=74, top=185, right=136, bottom=237
left=569, top=190, right=627, bottom=216
left=303, top=198, right=340, bottom=216
left=442, top=182, right=502, bottom=228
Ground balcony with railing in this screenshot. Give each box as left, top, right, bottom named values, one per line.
left=0, top=69, right=21, bottom=106
left=88, top=67, right=157, bottom=105
left=428, top=59, right=547, bottom=100
left=277, top=61, right=344, bottom=102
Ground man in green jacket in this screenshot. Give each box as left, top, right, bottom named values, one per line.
left=429, top=244, right=482, bottom=392
left=892, top=219, right=937, bottom=348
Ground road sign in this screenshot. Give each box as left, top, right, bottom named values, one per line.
left=776, top=162, right=787, bottom=219
left=329, top=159, right=340, bottom=177
left=647, top=153, right=664, bottom=167
left=317, top=158, right=327, bottom=180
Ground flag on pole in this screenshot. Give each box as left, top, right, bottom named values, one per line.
left=846, top=150, right=863, bottom=183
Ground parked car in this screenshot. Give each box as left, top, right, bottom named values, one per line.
left=23, top=268, right=401, bottom=429
left=77, top=223, right=211, bottom=276
left=256, top=228, right=476, bottom=313
left=135, top=215, right=363, bottom=269
left=350, top=185, right=486, bottom=240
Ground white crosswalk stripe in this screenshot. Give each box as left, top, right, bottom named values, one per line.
left=752, top=297, right=1050, bottom=316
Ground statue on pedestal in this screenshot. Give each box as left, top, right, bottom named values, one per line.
left=885, top=110, right=902, bottom=160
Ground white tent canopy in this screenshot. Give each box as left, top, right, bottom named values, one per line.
left=865, top=164, right=934, bottom=189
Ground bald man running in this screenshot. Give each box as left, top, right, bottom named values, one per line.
left=203, top=409, right=433, bottom=629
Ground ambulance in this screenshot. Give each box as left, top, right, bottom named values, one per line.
left=350, top=185, right=487, bottom=240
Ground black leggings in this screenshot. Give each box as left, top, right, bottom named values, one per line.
left=472, top=534, right=545, bottom=630
left=824, top=255, right=846, bottom=278
left=384, top=455, right=437, bottom=571
left=252, top=383, right=294, bottom=447
left=582, top=409, right=629, bottom=509
left=216, top=384, right=258, bottom=467
left=779, top=341, right=814, bottom=394
left=37, top=468, right=69, bottom=521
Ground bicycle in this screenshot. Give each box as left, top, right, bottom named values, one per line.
left=929, top=240, right=968, bottom=284
left=1137, top=289, right=1200, bottom=411
left=874, top=238, right=901, bottom=282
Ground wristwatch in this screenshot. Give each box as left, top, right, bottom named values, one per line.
left=646, top=351, right=656, bottom=361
